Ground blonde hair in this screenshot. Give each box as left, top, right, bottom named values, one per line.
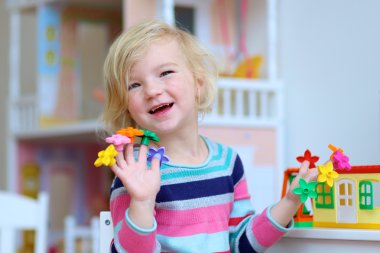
left=102, top=20, right=218, bottom=133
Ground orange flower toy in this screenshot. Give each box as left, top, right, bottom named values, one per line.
left=117, top=127, right=144, bottom=144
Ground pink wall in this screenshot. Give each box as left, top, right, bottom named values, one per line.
left=199, top=126, right=276, bottom=166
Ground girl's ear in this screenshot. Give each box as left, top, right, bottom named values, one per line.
left=195, top=77, right=204, bottom=105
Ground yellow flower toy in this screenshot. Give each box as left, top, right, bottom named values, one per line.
left=94, top=144, right=118, bottom=167
left=317, top=161, right=339, bottom=187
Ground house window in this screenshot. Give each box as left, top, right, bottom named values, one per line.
left=316, top=182, right=334, bottom=208
left=174, top=6, right=195, bottom=34
left=360, top=181, right=380, bottom=209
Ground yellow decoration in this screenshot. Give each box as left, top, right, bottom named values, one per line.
left=317, top=161, right=339, bottom=187
left=233, top=55, right=263, bottom=79
left=94, top=144, right=118, bottom=167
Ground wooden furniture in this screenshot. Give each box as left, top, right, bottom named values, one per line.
left=99, top=211, right=113, bottom=253
left=0, top=191, right=49, bottom=253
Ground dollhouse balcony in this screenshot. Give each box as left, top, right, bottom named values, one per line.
left=9, top=78, right=283, bottom=140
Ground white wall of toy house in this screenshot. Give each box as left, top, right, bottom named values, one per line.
left=280, top=0, right=380, bottom=166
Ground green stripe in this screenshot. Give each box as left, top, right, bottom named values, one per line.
left=230, top=216, right=251, bottom=253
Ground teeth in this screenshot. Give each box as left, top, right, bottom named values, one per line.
left=151, top=103, right=169, bottom=113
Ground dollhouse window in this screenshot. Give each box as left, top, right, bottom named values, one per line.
left=359, top=181, right=380, bottom=209
left=315, top=182, right=334, bottom=209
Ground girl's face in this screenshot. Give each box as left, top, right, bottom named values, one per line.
left=127, top=39, right=200, bottom=136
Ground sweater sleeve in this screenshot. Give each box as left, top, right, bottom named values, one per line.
left=109, top=176, right=161, bottom=253
left=229, top=154, right=293, bottom=253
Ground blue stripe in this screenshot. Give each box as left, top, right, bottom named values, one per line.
left=158, top=230, right=230, bottom=252
left=231, top=154, right=244, bottom=185
left=238, top=229, right=257, bottom=253
left=156, top=176, right=233, bottom=202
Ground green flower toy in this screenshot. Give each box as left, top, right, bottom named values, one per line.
left=140, top=129, right=160, bottom=146
left=293, top=178, right=317, bottom=203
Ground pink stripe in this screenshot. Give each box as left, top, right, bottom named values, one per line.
left=158, top=219, right=227, bottom=236
left=157, top=203, right=231, bottom=225
left=110, top=194, right=131, bottom=225
left=251, top=209, right=285, bottom=247
left=118, top=218, right=157, bottom=252
left=234, top=179, right=251, bottom=200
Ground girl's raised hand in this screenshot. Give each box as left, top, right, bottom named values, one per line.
left=110, top=143, right=161, bottom=202
left=286, top=161, right=319, bottom=203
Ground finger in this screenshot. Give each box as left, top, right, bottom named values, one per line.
left=125, top=143, right=135, bottom=164
left=305, top=167, right=319, bottom=182
left=150, top=154, right=161, bottom=173
left=138, top=144, right=148, bottom=163
left=110, top=163, right=121, bottom=176
left=298, top=160, right=310, bottom=177
left=116, top=153, right=128, bottom=169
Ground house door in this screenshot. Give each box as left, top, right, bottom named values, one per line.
left=336, top=179, right=357, bottom=223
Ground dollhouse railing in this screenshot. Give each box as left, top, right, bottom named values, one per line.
left=204, top=78, right=284, bottom=128
left=9, top=78, right=283, bottom=136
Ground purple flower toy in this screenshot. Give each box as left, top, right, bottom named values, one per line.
left=147, top=147, right=170, bottom=166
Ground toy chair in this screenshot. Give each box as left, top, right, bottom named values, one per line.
left=100, top=211, right=113, bottom=253
left=0, top=191, right=49, bottom=253
left=64, top=215, right=100, bottom=253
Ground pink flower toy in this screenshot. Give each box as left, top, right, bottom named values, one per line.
left=105, top=134, right=131, bottom=152
left=332, top=150, right=351, bottom=170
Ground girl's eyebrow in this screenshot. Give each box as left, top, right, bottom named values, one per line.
left=155, top=62, right=178, bottom=69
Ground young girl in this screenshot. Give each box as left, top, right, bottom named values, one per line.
left=102, top=20, right=318, bottom=253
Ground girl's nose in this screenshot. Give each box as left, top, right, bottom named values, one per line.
left=144, top=79, right=163, bottom=98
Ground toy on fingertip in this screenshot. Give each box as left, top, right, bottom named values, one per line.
left=292, top=178, right=317, bottom=203
left=117, top=127, right=144, bottom=143
left=140, top=129, right=160, bottom=146
left=328, top=144, right=344, bottom=159
left=331, top=150, right=351, bottom=170
left=94, top=144, right=118, bottom=167
left=317, top=161, right=339, bottom=187
left=148, top=147, right=170, bottom=166
left=296, top=149, right=319, bottom=169
left=105, top=134, right=131, bottom=151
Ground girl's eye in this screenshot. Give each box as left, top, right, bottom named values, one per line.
left=128, top=83, right=140, bottom=91
left=160, top=70, right=174, bottom=77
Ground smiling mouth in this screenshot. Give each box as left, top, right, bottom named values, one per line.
left=149, top=103, right=174, bottom=114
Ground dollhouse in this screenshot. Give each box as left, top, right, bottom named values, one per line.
left=313, top=165, right=380, bottom=229
left=6, top=0, right=284, bottom=251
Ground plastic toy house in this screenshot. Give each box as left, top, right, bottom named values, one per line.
left=282, top=168, right=314, bottom=227
left=313, top=165, right=380, bottom=229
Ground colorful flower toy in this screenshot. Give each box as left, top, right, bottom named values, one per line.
left=105, top=134, right=131, bottom=151
left=140, top=129, right=160, bottom=146
left=317, top=161, right=339, bottom=187
left=292, top=178, right=317, bottom=203
left=147, top=147, right=170, bottom=166
left=328, top=144, right=344, bottom=160
left=94, top=144, right=118, bottom=167
left=296, top=149, right=319, bottom=169
left=332, top=150, right=351, bottom=170
left=117, top=127, right=144, bottom=144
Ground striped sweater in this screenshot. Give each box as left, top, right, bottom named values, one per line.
left=109, top=137, right=292, bottom=253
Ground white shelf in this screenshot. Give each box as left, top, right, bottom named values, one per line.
left=286, top=227, right=380, bottom=241
left=13, top=119, right=101, bottom=141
